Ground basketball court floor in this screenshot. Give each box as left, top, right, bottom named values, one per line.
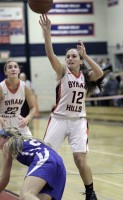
left=0, top=115, right=123, bottom=200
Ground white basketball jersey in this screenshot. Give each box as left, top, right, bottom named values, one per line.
left=0, top=80, right=25, bottom=118
left=53, top=68, right=87, bottom=117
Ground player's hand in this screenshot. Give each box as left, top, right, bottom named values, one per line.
left=39, top=14, right=51, bottom=31
left=18, top=117, right=28, bottom=128
left=77, top=40, right=87, bottom=57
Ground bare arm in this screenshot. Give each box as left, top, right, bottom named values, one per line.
left=0, top=147, right=12, bottom=193
left=0, top=86, right=6, bottom=127
left=77, top=41, right=103, bottom=81
left=25, top=85, right=36, bottom=121
left=0, top=85, right=3, bottom=100
left=19, top=85, right=36, bottom=128
left=39, top=14, right=66, bottom=79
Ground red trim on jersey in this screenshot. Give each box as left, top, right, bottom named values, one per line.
left=43, top=116, right=52, bottom=139
left=86, top=120, right=89, bottom=153
left=5, top=79, right=20, bottom=94
left=69, top=70, right=82, bottom=78
left=53, top=81, right=62, bottom=112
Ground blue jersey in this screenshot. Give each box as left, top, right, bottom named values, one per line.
left=16, top=138, right=66, bottom=200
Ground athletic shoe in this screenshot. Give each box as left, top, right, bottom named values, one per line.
left=84, top=191, right=98, bottom=200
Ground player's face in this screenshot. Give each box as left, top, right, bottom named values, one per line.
left=5, top=62, right=20, bottom=78
left=0, top=136, right=7, bottom=149
left=65, top=49, right=82, bottom=72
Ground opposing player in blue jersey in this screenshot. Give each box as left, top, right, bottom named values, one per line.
left=0, top=127, right=66, bottom=200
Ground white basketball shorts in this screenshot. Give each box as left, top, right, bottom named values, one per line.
left=44, top=116, right=89, bottom=153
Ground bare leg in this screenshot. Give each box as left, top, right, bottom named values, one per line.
left=73, top=153, right=99, bottom=199
left=37, top=193, right=51, bottom=200
left=73, top=152, right=93, bottom=185
left=20, top=176, right=52, bottom=200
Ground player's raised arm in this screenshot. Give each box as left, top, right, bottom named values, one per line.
left=39, top=14, right=66, bottom=79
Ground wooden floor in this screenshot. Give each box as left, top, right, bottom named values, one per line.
left=0, top=112, right=123, bottom=200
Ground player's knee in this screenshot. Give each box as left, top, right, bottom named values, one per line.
left=74, top=153, right=86, bottom=168
left=20, top=193, right=26, bottom=200
left=20, top=192, right=32, bottom=200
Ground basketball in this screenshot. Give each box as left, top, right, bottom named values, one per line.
left=28, top=0, right=53, bottom=14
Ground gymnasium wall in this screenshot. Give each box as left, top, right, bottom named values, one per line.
left=0, top=0, right=123, bottom=111
left=106, top=0, right=123, bottom=71
left=29, top=0, right=108, bottom=112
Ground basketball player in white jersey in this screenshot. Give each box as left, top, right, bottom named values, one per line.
left=0, top=61, right=36, bottom=136
left=39, top=15, right=104, bottom=200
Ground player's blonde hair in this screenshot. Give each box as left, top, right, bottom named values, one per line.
left=2, top=127, right=27, bottom=159
left=1, top=127, right=52, bottom=159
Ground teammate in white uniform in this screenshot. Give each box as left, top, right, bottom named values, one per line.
left=0, top=61, right=36, bottom=136
left=39, top=14, right=103, bottom=200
